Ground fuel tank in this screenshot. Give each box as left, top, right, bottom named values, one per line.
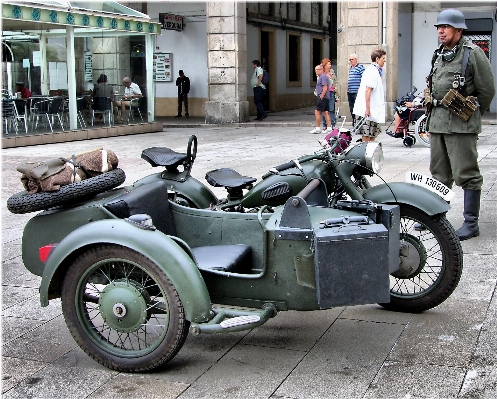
left=241, top=160, right=335, bottom=208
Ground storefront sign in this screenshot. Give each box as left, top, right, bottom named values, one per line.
left=153, top=52, right=172, bottom=82
left=159, top=13, right=183, bottom=31
left=84, top=54, right=93, bottom=81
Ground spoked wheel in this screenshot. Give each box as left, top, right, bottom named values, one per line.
left=61, top=245, right=189, bottom=372
left=414, top=114, right=430, bottom=147
left=379, top=205, right=463, bottom=313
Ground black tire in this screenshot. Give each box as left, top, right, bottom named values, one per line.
left=61, top=244, right=190, bottom=372
left=379, top=205, right=463, bottom=313
left=7, top=168, right=126, bottom=214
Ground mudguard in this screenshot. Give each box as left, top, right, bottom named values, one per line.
left=134, top=173, right=217, bottom=208
left=39, top=219, right=212, bottom=323
left=364, top=182, right=450, bottom=215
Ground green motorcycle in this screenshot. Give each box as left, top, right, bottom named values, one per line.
left=8, top=134, right=463, bottom=372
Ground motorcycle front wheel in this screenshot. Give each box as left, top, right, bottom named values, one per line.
left=379, top=205, right=463, bottom=313
left=61, top=245, right=190, bottom=372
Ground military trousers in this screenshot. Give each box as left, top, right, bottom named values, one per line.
left=429, top=133, right=483, bottom=190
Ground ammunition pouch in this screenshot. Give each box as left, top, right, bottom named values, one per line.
left=441, top=89, right=478, bottom=121
left=423, top=88, right=433, bottom=115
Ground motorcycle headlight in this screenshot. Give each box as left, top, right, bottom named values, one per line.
left=364, top=142, right=384, bottom=174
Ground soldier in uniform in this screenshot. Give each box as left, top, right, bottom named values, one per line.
left=425, top=9, right=495, bottom=241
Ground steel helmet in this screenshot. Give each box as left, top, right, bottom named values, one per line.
left=435, top=9, right=467, bottom=29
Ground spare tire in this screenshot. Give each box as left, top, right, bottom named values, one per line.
left=7, top=168, right=126, bottom=214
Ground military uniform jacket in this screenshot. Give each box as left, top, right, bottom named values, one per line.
left=426, top=37, right=495, bottom=134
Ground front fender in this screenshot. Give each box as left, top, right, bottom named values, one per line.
left=364, top=182, right=450, bottom=215
left=40, top=219, right=212, bottom=323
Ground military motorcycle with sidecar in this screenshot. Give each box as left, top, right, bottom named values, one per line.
left=7, top=135, right=463, bottom=372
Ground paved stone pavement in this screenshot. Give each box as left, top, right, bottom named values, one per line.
left=2, top=110, right=497, bottom=398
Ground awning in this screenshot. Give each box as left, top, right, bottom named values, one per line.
left=2, top=1, right=161, bottom=35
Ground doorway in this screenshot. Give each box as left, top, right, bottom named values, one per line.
left=260, top=30, right=275, bottom=112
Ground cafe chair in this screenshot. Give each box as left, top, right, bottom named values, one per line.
left=33, top=97, right=65, bottom=132
left=2, top=99, right=18, bottom=135
left=76, top=97, right=87, bottom=129
left=91, top=97, right=113, bottom=127
left=125, top=98, right=144, bottom=123
left=14, top=99, right=29, bottom=133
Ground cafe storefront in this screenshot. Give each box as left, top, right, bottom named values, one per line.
left=2, top=1, right=162, bottom=147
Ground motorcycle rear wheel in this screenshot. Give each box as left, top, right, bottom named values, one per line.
left=379, top=205, right=463, bottom=313
left=61, top=244, right=190, bottom=372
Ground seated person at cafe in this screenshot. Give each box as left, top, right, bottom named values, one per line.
left=15, top=82, right=32, bottom=99
left=91, top=74, right=114, bottom=123
left=114, top=76, right=142, bottom=123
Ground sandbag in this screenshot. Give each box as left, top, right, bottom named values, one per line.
left=17, top=149, right=119, bottom=193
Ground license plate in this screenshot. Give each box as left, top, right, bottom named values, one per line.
left=405, top=172, right=455, bottom=202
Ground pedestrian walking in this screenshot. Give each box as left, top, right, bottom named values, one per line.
left=347, top=54, right=365, bottom=126
left=321, top=58, right=337, bottom=131
left=353, top=49, right=386, bottom=142
left=424, top=9, right=495, bottom=240
left=309, top=64, right=332, bottom=134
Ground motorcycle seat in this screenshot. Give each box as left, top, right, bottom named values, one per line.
left=141, top=147, right=188, bottom=168
left=205, top=168, right=257, bottom=189
left=192, top=244, right=252, bottom=274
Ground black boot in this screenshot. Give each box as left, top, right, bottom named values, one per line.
left=455, top=189, right=481, bottom=241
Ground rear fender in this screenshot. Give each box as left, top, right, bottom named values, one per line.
left=40, top=219, right=212, bottom=323
left=363, top=182, right=450, bottom=215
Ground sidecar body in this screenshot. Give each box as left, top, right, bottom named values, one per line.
left=23, top=176, right=399, bottom=325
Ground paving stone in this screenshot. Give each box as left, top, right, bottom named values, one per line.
left=177, top=344, right=305, bottom=399
left=2, top=285, right=38, bottom=309
left=240, top=308, right=343, bottom=351
left=459, top=366, right=497, bottom=398
left=363, top=361, right=466, bottom=398
left=88, top=374, right=189, bottom=399
left=147, top=331, right=250, bottom=384
left=2, top=315, right=76, bottom=363
left=274, top=318, right=405, bottom=398
left=339, top=303, right=412, bottom=325
left=1, top=356, right=47, bottom=394
left=2, top=296, right=61, bottom=320
left=388, top=299, right=488, bottom=367
left=2, top=363, right=115, bottom=399
left=2, top=257, right=42, bottom=288
left=2, top=316, right=45, bottom=345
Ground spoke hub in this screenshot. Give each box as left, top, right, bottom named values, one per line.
left=99, top=281, right=148, bottom=333
left=393, top=235, right=427, bottom=278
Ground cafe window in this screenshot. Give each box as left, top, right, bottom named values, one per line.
left=287, top=32, right=301, bottom=86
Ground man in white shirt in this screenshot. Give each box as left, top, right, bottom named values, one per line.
left=353, top=49, right=386, bottom=142
left=114, top=76, right=142, bottom=123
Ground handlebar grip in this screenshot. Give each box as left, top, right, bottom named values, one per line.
left=274, top=161, right=297, bottom=172
left=298, top=154, right=318, bottom=163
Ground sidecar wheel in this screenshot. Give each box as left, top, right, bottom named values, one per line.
left=379, top=205, right=463, bottom=313
left=7, top=168, right=125, bottom=214
left=61, top=245, right=189, bottom=372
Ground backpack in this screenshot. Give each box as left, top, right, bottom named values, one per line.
left=261, top=69, right=269, bottom=86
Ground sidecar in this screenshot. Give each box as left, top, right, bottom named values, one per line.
left=20, top=174, right=400, bottom=372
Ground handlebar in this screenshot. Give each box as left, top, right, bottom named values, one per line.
left=274, top=160, right=297, bottom=172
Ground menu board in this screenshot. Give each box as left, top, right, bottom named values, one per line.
left=153, top=52, right=172, bottom=82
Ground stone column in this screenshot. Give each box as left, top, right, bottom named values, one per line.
left=205, top=1, right=249, bottom=124
left=336, top=2, right=399, bottom=122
